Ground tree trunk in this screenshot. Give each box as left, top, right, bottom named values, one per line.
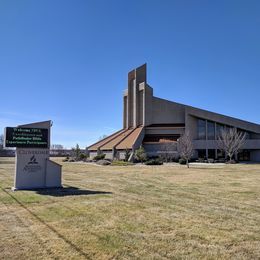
left=186, top=159, right=189, bottom=168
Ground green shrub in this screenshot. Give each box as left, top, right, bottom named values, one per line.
left=79, top=153, right=87, bottom=160
left=111, top=160, right=133, bottom=166
left=93, top=154, right=106, bottom=160
left=179, top=158, right=186, bottom=165
left=145, top=159, right=163, bottom=165
left=134, top=146, right=147, bottom=163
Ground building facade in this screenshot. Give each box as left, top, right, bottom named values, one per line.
left=88, top=64, right=260, bottom=162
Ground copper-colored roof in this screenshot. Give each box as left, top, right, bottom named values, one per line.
left=88, top=129, right=125, bottom=151
left=116, top=127, right=143, bottom=150
left=100, top=128, right=134, bottom=150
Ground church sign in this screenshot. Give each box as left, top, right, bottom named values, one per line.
left=4, top=121, right=62, bottom=191
left=4, top=127, right=48, bottom=148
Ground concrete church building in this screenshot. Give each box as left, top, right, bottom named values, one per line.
left=88, top=64, right=260, bottom=162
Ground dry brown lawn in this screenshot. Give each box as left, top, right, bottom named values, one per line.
left=0, top=157, right=260, bottom=259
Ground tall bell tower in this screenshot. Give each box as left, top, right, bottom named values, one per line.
left=123, top=64, right=153, bottom=129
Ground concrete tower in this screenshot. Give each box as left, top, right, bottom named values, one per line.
left=123, top=64, right=153, bottom=129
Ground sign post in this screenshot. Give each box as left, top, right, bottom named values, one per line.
left=4, top=121, right=62, bottom=190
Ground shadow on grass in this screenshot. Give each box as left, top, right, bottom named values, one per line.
left=35, top=186, right=112, bottom=197
left=1, top=187, right=110, bottom=259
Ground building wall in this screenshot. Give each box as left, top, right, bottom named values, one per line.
left=251, top=150, right=260, bottom=162
left=89, top=151, right=98, bottom=159
left=152, top=97, right=185, bottom=125
left=145, top=128, right=185, bottom=135
left=144, top=143, right=178, bottom=157
left=185, top=113, right=197, bottom=140
left=185, top=106, right=260, bottom=134
left=144, top=84, right=153, bottom=126
left=103, top=151, right=113, bottom=160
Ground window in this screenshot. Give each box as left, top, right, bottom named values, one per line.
left=216, top=123, right=225, bottom=139
left=237, top=129, right=250, bottom=139
left=238, top=150, right=250, bottom=161
left=217, top=149, right=225, bottom=159
left=198, top=119, right=206, bottom=140
left=208, top=149, right=215, bottom=159
left=197, top=149, right=206, bottom=159
left=207, top=121, right=215, bottom=140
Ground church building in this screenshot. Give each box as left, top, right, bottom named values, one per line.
left=88, top=64, right=260, bottom=162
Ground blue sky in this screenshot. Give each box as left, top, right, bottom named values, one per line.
left=0, top=0, right=260, bottom=148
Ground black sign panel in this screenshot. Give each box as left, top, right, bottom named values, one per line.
left=4, top=127, right=49, bottom=148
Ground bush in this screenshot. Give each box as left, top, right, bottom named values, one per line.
left=145, top=159, right=163, bottom=165
left=79, top=153, right=87, bottom=160
left=93, top=154, right=106, bottom=161
left=179, top=158, right=186, bottom=165
left=62, top=158, right=68, bottom=162
left=134, top=146, right=147, bottom=163
left=111, top=160, right=133, bottom=166
left=68, top=158, right=75, bottom=162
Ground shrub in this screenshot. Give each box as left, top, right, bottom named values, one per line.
left=134, top=146, right=147, bottom=163
left=79, top=153, right=87, bottom=160
left=93, top=154, right=106, bottom=161
left=179, top=158, right=186, bottom=165
left=111, top=160, right=133, bottom=166
left=72, top=144, right=81, bottom=161
left=145, top=159, right=163, bottom=165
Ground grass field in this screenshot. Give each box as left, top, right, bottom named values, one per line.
left=0, top=158, right=260, bottom=259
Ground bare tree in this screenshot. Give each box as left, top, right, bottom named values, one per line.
left=160, top=142, right=178, bottom=162
left=218, top=128, right=246, bottom=162
left=177, top=132, right=193, bottom=168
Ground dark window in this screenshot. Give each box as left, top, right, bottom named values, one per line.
left=238, top=150, right=250, bottom=161
left=207, top=121, right=215, bottom=140
left=237, top=129, right=250, bottom=139
left=197, top=149, right=206, bottom=159
left=198, top=119, right=206, bottom=140
left=217, top=149, right=225, bottom=159
left=208, top=149, right=215, bottom=159
left=216, top=124, right=225, bottom=139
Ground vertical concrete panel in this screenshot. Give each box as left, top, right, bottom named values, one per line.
left=185, top=113, right=197, bottom=139
left=144, top=86, right=153, bottom=126
left=123, top=96, right=127, bottom=129
left=133, top=79, right=137, bottom=128
left=46, top=160, right=62, bottom=188
left=138, top=90, right=144, bottom=126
